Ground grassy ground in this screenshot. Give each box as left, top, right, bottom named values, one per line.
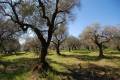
left=0, top=50, right=120, bottom=80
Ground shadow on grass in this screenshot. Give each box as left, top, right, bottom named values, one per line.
left=105, top=51, right=120, bottom=55
left=70, top=50, right=91, bottom=54
left=0, top=52, right=26, bottom=58
left=61, top=54, right=120, bottom=61
left=48, top=59, right=120, bottom=80
left=0, top=57, right=38, bottom=80
left=0, top=56, right=120, bottom=80
left=48, top=53, right=54, bottom=56
left=74, top=51, right=90, bottom=54
left=0, top=51, right=120, bottom=80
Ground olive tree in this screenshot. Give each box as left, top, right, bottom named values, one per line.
left=106, top=26, right=120, bottom=51
left=23, top=37, right=41, bottom=53
left=65, top=36, right=80, bottom=51
left=112, top=27, right=120, bottom=51
left=2, top=38, right=20, bottom=54
left=51, top=23, right=68, bottom=55
left=0, top=19, right=20, bottom=53
left=81, top=23, right=112, bottom=57
left=0, top=0, right=79, bottom=70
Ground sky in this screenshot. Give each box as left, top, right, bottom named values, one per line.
left=68, top=0, right=120, bottom=37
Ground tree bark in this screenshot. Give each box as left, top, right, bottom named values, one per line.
left=40, top=45, right=48, bottom=63
left=32, top=27, right=50, bottom=71
left=116, top=46, right=120, bottom=51
left=98, top=44, right=104, bottom=58
left=56, top=45, right=61, bottom=55
left=69, top=47, right=71, bottom=52
left=33, top=43, right=49, bottom=72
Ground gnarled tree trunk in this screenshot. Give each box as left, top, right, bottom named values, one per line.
left=98, top=44, right=104, bottom=58
left=40, top=44, right=48, bottom=63
left=56, top=44, right=61, bottom=55
left=116, top=46, right=120, bottom=51
left=33, top=43, right=49, bottom=72
left=33, top=28, right=51, bottom=72
left=69, top=48, right=71, bottom=52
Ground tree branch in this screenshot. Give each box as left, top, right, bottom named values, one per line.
left=38, top=0, right=50, bottom=26
left=51, top=40, right=57, bottom=45
left=54, top=18, right=65, bottom=32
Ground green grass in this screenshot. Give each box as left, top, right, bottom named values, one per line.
left=0, top=50, right=120, bottom=80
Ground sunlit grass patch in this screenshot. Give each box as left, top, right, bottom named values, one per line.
left=0, top=52, right=37, bottom=61
left=0, top=50, right=120, bottom=80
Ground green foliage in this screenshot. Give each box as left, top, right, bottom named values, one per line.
left=20, top=1, right=35, bottom=17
